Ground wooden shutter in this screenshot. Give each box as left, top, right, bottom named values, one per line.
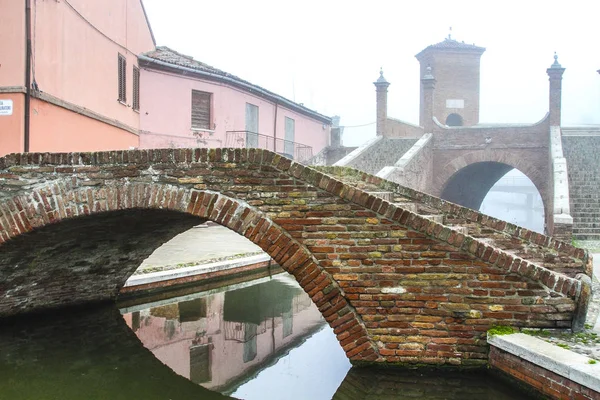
left=191, top=90, right=211, bottom=130
left=118, top=54, right=126, bottom=102
left=132, top=66, right=140, bottom=111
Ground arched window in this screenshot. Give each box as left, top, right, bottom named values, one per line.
left=446, top=113, right=463, bottom=127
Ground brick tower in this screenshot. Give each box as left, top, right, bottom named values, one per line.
left=415, top=36, right=486, bottom=127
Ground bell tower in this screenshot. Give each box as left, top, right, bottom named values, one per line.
left=415, top=34, right=485, bottom=128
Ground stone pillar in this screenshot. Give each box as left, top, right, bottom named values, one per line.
left=547, top=53, right=565, bottom=126
left=420, top=66, right=436, bottom=132
left=374, top=69, right=390, bottom=136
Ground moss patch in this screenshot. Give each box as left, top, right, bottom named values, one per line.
left=487, top=326, right=516, bottom=337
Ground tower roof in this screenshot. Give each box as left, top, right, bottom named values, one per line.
left=416, top=38, right=486, bottom=60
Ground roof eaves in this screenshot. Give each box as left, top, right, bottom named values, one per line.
left=139, top=54, right=332, bottom=124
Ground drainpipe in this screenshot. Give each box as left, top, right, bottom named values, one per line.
left=273, top=101, right=278, bottom=153
left=24, top=0, right=32, bottom=152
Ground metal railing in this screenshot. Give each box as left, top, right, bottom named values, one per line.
left=225, top=131, right=313, bottom=163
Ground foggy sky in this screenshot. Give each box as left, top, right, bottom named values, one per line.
left=142, top=0, right=600, bottom=146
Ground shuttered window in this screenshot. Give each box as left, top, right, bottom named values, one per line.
left=118, top=54, right=126, bottom=103
left=132, top=66, right=140, bottom=111
left=191, top=90, right=211, bottom=130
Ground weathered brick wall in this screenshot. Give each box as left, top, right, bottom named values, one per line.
left=0, top=148, right=587, bottom=367
left=317, top=165, right=590, bottom=278
left=489, top=346, right=600, bottom=400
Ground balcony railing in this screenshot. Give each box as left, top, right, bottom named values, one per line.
left=225, top=131, right=313, bottom=163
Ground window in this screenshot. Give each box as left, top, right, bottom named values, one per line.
left=118, top=54, right=126, bottom=103
left=191, top=90, right=212, bottom=130
left=284, top=117, right=295, bottom=157
left=132, top=66, right=140, bottom=111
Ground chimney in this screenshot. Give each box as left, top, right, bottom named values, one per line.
left=547, top=53, right=565, bottom=126
left=420, top=65, right=436, bottom=132
left=374, top=68, right=390, bottom=136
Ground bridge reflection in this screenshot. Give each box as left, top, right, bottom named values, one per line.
left=120, top=274, right=333, bottom=395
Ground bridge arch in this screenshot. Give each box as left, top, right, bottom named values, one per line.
left=433, top=151, right=549, bottom=221
left=0, top=181, right=376, bottom=362
left=0, top=148, right=586, bottom=366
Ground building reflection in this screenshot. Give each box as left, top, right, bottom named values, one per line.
left=121, top=274, right=324, bottom=394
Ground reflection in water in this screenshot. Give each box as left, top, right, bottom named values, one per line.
left=121, top=274, right=348, bottom=396
left=0, top=273, right=534, bottom=400
left=0, top=305, right=226, bottom=400
left=121, top=273, right=534, bottom=400
left=333, top=368, right=525, bottom=400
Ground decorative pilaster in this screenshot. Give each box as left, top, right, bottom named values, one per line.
left=374, top=68, right=390, bottom=136
left=420, top=66, right=436, bottom=132
left=547, top=53, right=565, bottom=127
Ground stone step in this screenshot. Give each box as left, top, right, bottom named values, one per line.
left=572, top=218, right=600, bottom=223
left=570, top=193, right=600, bottom=198
left=571, top=207, right=600, bottom=213
left=572, top=229, right=600, bottom=235
left=571, top=213, right=600, bottom=218
left=422, top=214, right=444, bottom=224
left=367, top=191, right=394, bottom=203
left=448, top=225, right=469, bottom=235
left=573, top=234, right=600, bottom=240
left=394, top=202, right=418, bottom=213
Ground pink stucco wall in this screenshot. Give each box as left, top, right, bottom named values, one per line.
left=30, top=0, right=154, bottom=130
left=0, top=0, right=25, bottom=87
left=28, top=99, right=138, bottom=153
left=139, top=69, right=330, bottom=159
left=0, top=94, right=25, bottom=156
left=0, top=0, right=154, bottom=155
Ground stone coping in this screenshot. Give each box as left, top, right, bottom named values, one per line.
left=333, top=135, right=382, bottom=167
left=488, top=333, right=600, bottom=393
left=123, top=253, right=271, bottom=287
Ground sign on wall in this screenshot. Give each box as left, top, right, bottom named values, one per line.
left=0, top=99, right=13, bottom=116
left=446, top=99, right=464, bottom=109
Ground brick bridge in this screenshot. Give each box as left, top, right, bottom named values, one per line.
left=324, top=41, right=600, bottom=241
left=0, top=148, right=593, bottom=367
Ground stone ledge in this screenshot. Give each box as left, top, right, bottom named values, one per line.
left=488, top=333, right=600, bottom=393
left=123, top=253, right=272, bottom=287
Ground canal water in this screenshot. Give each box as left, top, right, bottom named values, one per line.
left=0, top=272, right=535, bottom=400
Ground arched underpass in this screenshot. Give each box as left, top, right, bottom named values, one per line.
left=440, top=162, right=515, bottom=211
left=440, top=162, right=546, bottom=232
left=0, top=148, right=590, bottom=366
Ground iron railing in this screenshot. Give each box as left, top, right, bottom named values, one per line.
left=225, top=131, right=313, bottom=162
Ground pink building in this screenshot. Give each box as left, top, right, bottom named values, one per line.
left=1, top=2, right=331, bottom=161
left=122, top=275, right=325, bottom=392
left=0, top=0, right=155, bottom=156
left=138, top=47, right=332, bottom=162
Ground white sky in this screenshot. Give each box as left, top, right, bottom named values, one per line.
left=143, top=0, right=600, bottom=146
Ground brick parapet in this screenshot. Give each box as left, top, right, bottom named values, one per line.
left=0, top=148, right=589, bottom=365
left=316, top=165, right=588, bottom=269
